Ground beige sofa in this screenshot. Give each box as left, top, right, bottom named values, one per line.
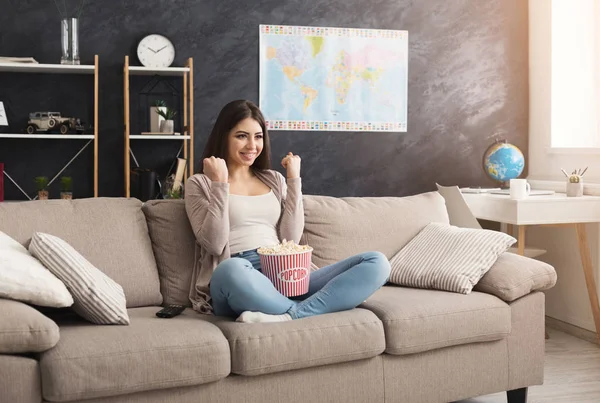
left=0, top=191, right=557, bottom=403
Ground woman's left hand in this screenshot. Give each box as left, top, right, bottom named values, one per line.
left=281, top=152, right=301, bottom=179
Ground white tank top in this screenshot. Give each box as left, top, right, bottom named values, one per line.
left=228, top=190, right=281, bottom=255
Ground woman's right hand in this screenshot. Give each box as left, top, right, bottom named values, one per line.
left=203, top=157, right=228, bottom=183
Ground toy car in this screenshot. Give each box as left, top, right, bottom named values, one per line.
left=26, top=111, right=85, bottom=134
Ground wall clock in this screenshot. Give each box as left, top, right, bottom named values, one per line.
left=137, top=34, right=175, bottom=68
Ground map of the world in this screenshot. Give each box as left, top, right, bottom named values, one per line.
left=259, top=24, right=408, bottom=132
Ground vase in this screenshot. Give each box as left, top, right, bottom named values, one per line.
left=38, top=190, right=49, bottom=200
left=60, top=192, right=72, bottom=200
left=61, top=18, right=80, bottom=65
left=160, top=119, right=174, bottom=134
left=566, top=181, right=583, bottom=197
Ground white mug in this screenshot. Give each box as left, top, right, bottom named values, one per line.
left=510, top=179, right=531, bottom=199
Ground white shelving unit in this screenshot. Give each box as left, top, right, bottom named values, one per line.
left=0, top=56, right=99, bottom=201
left=0, top=63, right=94, bottom=74
left=123, top=55, right=194, bottom=197
left=0, top=134, right=94, bottom=139
left=128, top=66, right=190, bottom=76
left=129, top=135, right=191, bottom=140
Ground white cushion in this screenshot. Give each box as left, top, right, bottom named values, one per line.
left=29, top=232, right=130, bottom=325
left=388, top=223, right=516, bottom=294
left=0, top=231, right=73, bottom=307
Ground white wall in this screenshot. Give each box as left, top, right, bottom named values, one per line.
left=529, top=0, right=600, bottom=332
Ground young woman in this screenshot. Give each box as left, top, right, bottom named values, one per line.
left=185, top=100, right=390, bottom=323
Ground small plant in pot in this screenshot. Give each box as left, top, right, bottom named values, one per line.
left=156, top=107, right=177, bottom=133
left=60, top=176, right=73, bottom=200
left=34, top=176, right=49, bottom=200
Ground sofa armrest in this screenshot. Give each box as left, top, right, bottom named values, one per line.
left=0, top=298, right=60, bottom=354
left=473, top=252, right=557, bottom=302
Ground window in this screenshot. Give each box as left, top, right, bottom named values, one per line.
left=551, top=0, right=600, bottom=148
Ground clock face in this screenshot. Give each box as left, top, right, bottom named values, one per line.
left=137, top=34, right=175, bottom=68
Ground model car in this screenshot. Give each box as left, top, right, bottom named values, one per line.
left=26, top=111, right=85, bottom=134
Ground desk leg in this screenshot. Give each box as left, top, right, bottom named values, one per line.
left=517, top=226, right=526, bottom=256
left=575, top=224, right=600, bottom=344
left=507, top=224, right=514, bottom=237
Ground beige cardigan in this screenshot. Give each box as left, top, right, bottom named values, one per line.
left=184, top=169, right=304, bottom=314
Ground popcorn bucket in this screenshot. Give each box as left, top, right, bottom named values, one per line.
left=258, top=248, right=313, bottom=297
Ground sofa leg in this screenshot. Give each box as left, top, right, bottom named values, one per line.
left=506, top=387, right=528, bottom=403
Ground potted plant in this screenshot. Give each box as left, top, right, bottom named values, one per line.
left=563, top=167, right=587, bottom=197
left=163, top=174, right=183, bottom=199
left=35, top=176, right=49, bottom=200
left=150, top=100, right=167, bottom=133
left=60, top=176, right=73, bottom=200
left=156, top=107, right=176, bottom=134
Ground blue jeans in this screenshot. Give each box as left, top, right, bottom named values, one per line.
left=209, top=249, right=391, bottom=319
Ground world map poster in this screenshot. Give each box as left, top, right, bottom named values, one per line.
left=259, top=24, right=408, bottom=132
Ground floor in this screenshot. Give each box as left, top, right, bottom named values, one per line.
left=457, top=328, right=600, bottom=403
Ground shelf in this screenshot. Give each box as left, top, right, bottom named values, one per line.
left=0, top=62, right=95, bottom=74
left=0, top=134, right=94, bottom=139
left=128, top=66, right=190, bottom=76
left=129, top=134, right=190, bottom=140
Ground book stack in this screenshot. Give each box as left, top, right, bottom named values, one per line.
left=0, top=57, right=38, bottom=64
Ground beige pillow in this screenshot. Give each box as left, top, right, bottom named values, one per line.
left=142, top=200, right=196, bottom=307
left=29, top=232, right=130, bottom=325
left=474, top=252, right=557, bottom=301
left=0, top=298, right=60, bottom=353
left=389, top=223, right=516, bottom=294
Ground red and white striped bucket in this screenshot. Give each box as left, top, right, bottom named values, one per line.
left=258, top=249, right=312, bottom=297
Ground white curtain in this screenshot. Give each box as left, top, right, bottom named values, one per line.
left=550, top=0, right=600, bottom=148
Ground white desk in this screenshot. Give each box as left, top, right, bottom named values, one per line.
left=463, top=192, right=600, bottom=344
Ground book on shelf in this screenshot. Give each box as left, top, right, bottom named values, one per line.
left=0, top=57, right=39, bottom=64
left=173, top=158, right=187, bottom=192
left=0, top=163, right=4, bottom=202
left=460, top=187, right=501, bottom=194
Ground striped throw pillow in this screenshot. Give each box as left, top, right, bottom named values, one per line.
left=29, top=232, right=130, bottom=325
left=389, top=223, right=516, bottom=294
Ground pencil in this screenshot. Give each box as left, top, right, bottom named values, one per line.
left=561, top=169, right=569, bottom=178
left=581, top=167, right=588, bottom=176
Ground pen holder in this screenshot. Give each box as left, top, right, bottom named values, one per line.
left=566, top=179, right=583, bottom=197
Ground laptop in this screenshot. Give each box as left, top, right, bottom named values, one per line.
left=489, top=189, right=555, bottom=196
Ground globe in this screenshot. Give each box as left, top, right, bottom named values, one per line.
left=483, top=140, right=525, bottom=185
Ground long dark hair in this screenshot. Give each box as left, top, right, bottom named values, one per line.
left=200, top=100, right=271, bottom=172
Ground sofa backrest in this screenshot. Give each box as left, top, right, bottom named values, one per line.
left=141, top=191, right=450, bottom=307
left=301, top=191, right=449, bottom=267
left=0, top=198, right=163, bottom=308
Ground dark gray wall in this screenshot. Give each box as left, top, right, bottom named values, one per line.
left=0, top=0, right=528, bottom=200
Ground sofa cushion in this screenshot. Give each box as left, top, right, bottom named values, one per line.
left=0, top=355, right=41, bottom=403
left=209, top=308, right=385, bottom=376
left=0, top=230, right=73, bottom=308
left=142, top=200, right=196, bottom=306
left=39, top=307, right=230, bottom=402
left=474, top=252, right=557, bottom=302
left=0, top=198, right=162, bottom=308
left=29, top=232, right=130, bottom=325
left=302, top=192, right=449, bottom=268
left=0, top=298, right=59, bottom=353
left=388, top=222, right=516, bottom=294
left=360, top=286, right=511, bottom=355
